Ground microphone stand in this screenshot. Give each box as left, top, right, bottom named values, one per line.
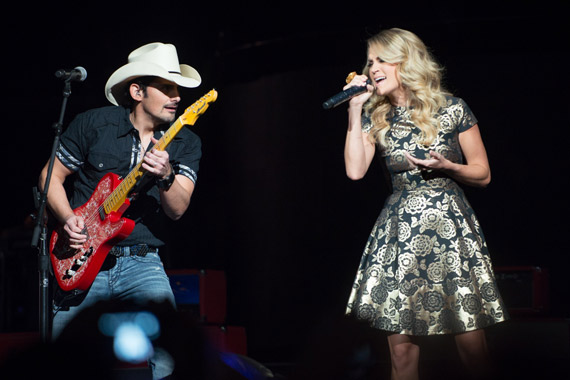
left=31, top=78, right=73, bottom=343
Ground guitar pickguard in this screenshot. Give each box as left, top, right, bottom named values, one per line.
left=50, top=174, right=134, bottom=291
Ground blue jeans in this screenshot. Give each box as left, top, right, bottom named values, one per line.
left=52, top=251, right=176, bottom=379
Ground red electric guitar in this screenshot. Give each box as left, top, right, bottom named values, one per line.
left=49, top=89, right=218, bottom=292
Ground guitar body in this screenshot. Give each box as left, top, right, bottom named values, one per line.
left=50, top=173, right=135, bottom=291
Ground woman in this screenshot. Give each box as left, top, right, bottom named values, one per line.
left=344, top=28, right=507, bottom=379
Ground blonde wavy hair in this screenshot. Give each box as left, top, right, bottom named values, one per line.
left=363, top=28, right=450, bottom=147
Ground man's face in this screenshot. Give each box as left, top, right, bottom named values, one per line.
left=140, top=78, right=181, bottom=125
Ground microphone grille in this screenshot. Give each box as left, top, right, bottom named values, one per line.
left=74, top=66, right=88, bottom=81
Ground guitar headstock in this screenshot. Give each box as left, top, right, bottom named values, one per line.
left=179, top=89, right=218, bottom=126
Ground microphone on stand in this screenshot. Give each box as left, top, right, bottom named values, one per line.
left=55, top=66, right=88, bottom=82
left=322, top=79, right=372, bottom=109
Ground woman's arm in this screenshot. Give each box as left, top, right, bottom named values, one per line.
left=344, top=108, right=376, bottom=180
left=404, top=124, right=491, bottom=187
left=344, top=74, right=376, bottom=180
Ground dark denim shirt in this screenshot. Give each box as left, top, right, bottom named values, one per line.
left=56, top=105, right=201, bottom=247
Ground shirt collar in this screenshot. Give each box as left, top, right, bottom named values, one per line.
left=117, top=106, right=136, bottom=138
left=116, top=106, right=169, bottom=140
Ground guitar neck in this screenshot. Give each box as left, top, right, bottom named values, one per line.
left=102, top=89, right=218, bottom=214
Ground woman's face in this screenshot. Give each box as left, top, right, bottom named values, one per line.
left=367, top=52, right=407, bottom=105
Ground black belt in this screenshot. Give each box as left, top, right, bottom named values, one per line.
left=109, top=244, right=158, bottom=257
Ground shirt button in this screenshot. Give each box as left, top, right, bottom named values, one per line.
left=99, top=163, right=104, bottom=168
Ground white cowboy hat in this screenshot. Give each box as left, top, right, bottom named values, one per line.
left=105, top=42, right=201, bottom=105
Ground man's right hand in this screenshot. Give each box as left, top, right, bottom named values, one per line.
left=63, top=214, right=87, bottom=249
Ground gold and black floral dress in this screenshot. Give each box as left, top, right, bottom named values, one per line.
left=346, top=96, right=508, bottom=335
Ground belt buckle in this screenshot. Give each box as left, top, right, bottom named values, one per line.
left=109, top=246, right=122, bottom=257
left=134, top=245, right=148, bottom=257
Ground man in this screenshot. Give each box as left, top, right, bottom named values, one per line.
left=38, top=42, right=203, bottom=379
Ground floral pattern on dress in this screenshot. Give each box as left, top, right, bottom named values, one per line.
left=346, top=97, right=508, bottom=335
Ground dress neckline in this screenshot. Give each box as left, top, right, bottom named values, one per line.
left=388, top=105, right=412, bottom=119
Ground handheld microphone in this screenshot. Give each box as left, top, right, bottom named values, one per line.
left=55, top=66, right=88, bottom=82
left=322, top=79, right=371, bottom=109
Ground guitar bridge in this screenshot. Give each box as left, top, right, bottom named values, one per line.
left=62, top=247, right=94, bottom=280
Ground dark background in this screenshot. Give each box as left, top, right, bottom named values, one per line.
left=2, top=0, right=569, bottom=371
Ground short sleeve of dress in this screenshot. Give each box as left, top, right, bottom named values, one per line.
left=361, top=112, right=373, bottom=133
left=456, top=98, right=478, bottom=133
